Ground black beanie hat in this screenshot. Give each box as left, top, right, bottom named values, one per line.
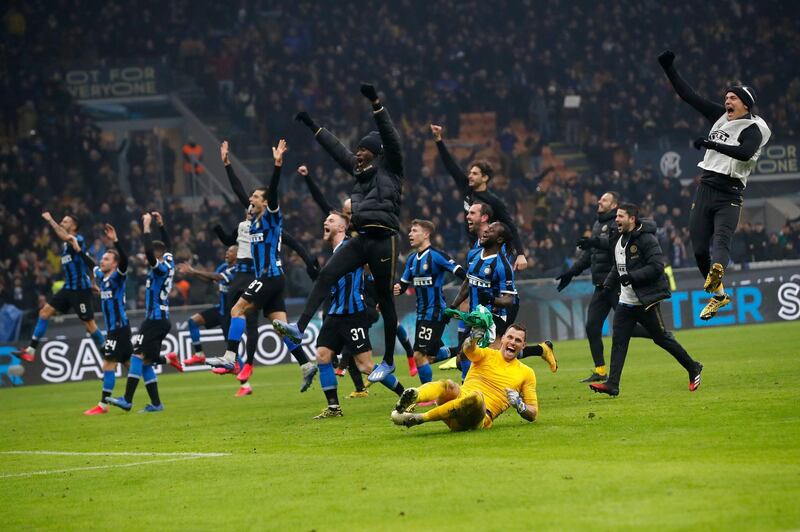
left=725, top=85, right=756, bottom=110
left=357, top=131, right=383, bottom=155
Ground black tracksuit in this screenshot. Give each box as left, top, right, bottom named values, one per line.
left=298, top=105, right=403, bottom=365
left=602, top=222, right=699, bottom=390
left=661, top=62, right=761, bottom=278
left=566, top=210, right=650, bottom=368
left=435, top=140, right=524, bottom=255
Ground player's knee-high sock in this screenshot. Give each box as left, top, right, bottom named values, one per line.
left=244, top=312, right=258, bottom=364
left=319, top=362, right=339, bottom=407
left=189, top=319, right=203, bottom=355
left=142, top=364, right=161, bottom=406
left=396, top=324, right=413, bottom=359
left=416, top=380, right=447, bottom=403
left=377, top=298, right=398, bottom=367
left=417, top=363, right=432, bottom=384
left=379, top=373, right=404, bottom=396
left=90, top=329, right=105, bottom=350
left=460, top=359, right=471, bottom=381
left=101, top=370, right=115, bottom=403
left=283, top=337, right=309, bottom=365
left=519, top=344, right=544, bottom=359
left=30, top=318, right=49, bottom=349
left=224, top=316, right=246, bottom=360
left=347, top=355, right=365, bottom=391
left=124, top=356, right=143, bottom=402
left=435, top=346, right=450, bottom=361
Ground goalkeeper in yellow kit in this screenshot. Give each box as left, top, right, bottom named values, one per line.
left=390, top=323, right=537, bottom=430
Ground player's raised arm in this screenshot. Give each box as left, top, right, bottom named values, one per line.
left=142, top=213, right=157, bottom=267
left=431, top=124, right=470, bottom=194
left=298, top=165, right=334, bottom=215
left=297, top=111, right=357, bottom=175
left=658, top=50, right=724, bottom=124
left=151, top=211, right=170, bottom=250
left=104, top=223, right=128, bottom=273
left=221, top=141, right=250, bottom=208
left=42, top=211, right=79, bottom=250
left=362, top=83, right=403, bottom=176
left=212, top=223, right=238, bottom=246
left=282, top=230, right=320, bottom=281
left=265, top=138, right=288, bottom=212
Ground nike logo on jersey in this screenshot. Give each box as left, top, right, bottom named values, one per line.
left=381, top=257, right=391, bottom=262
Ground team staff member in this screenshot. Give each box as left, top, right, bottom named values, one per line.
left=556, top=191, right=642, bottom=382
left=658, top=50, right=771, bottom=320
left=430, top=124, right=529, bottom=271
left=84, top=224, right=132, bottom=416
left=590, top=204, right=703, bottom=397
left=276, top=83, right=404, bottom=383
left=390, top=324, right=537, bottom=431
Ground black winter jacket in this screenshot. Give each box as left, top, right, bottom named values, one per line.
left=603, top=219, right=671, bottom=308
left=567, top=209, right=618, bottom=285
left=315, top=107, right=402, bottom=233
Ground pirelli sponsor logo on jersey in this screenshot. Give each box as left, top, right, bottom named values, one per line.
left=100, top=290, right=113, bottom=300
left=467, top=274, right=492, bottom=288
left=61, top=255, right=72, bottom=264
left=250, top=233, right=264, bottom=243
left=413, top=277, right=433, bottom=286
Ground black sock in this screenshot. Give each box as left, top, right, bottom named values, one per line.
left=324, top=388, right=340, bottom=407
left=519, top=345, right=544, bottom=359
left=347, top=356, right=365, bottom=392
left=30, top=338, right=40, bottom=349
left=449, top=346, right=459, bottom=359
left=226, top=339, right=239, bottom=352
left=391, top=381, right=405, bottom=396
left=400, top=338, right=413, bottom=358
left=192, top=343, right=203, bottom=353
left=124, top=376, right=140, bottom=403
left=290, top=345, right=309, bottom=365
left=145, top=380, right=161, bottom=407
left=298, top=313, right=312, bottom=331
left=101, top=390, right=111, bottom=403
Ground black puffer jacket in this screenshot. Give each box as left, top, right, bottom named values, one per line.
left=603, top=219, right=670, bottom=308
left=567, top=209, right=618, bottom=285
left=316, top=107, right=402, bottom=232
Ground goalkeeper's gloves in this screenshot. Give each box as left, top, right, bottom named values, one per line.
left=469, top=328, right=486, bottom=342
left=505, top=388, right=528, bottom=416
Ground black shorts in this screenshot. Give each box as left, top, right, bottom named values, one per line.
left=104, top=325, right=133, bottom=363
left=317, top=313, right=372, bottom=355
left=133, top=319, right=172, bottom=363
left=241, top=275, right=286, bottom=316
left=226, top=272, right=254, bottom=308
left=414, top=319, right=446, bottom=356
left=199, top=307, right=224, bottom=329
left=50, top=289, right=94, bottom=321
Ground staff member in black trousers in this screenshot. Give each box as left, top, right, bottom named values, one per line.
left=590, top=203, right=703, bottom=397
left=658, top=50, right=771, bottom=321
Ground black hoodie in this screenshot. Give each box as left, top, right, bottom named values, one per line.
left=603, top=219, right=670, bottom=308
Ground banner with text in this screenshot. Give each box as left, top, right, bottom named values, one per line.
left=2, top=265, right=798, bottom=387
left=64, top=65, right=170, bottom=100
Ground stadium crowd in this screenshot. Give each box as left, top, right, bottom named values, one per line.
left=2, top=0, right=799, bottom=318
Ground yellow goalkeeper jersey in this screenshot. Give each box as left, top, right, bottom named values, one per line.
left=462, top=345, right=538, bottom=419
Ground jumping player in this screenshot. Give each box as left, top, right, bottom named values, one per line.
left=16, top=212, right=105, bottom=362
left=658, top=49, right=771, bottom=320
left=275, top=83, right=404, bottom=383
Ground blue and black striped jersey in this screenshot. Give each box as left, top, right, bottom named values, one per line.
left=400, top=247, right=462, bottom=321
left=215, top=262, right=235, bottom=315
left=470, top=240, right=519, bottom=304
left=61, top=234, right=92, bottom=290
left=145, top=252, right=175, bottom=320
left=328, top=240, right=366, bottom=316
left=94, top=266, right=128, bottom=330
left=466, top=246, right=517, bottom=318
left=250, top=208, right=283, bottom=278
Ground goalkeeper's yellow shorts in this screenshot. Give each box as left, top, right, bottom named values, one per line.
left=444, top=390, right=493, bottom=432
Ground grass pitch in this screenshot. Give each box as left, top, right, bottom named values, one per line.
left=2, top=322, right=799, bottom=531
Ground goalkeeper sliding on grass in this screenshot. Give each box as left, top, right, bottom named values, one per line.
left=390, top=317, right=537, bottom=431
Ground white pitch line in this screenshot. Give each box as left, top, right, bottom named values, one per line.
left=0, top=451, right=229, bottom=457
left=0, top=451, right=230, bottom=479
